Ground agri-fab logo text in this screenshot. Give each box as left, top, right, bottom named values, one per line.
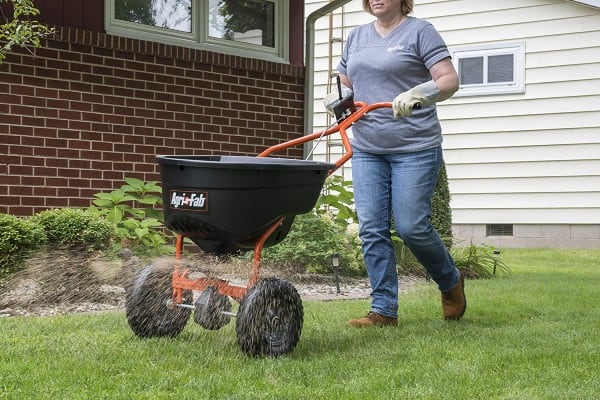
left=169, top=190, right=208, bottom=212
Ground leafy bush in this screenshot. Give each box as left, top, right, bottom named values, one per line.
left=0, top=213, right=45, bottom=275
left=315, top=175, right=357, bottom=227
left=452, top=244, right=510, bottom=279
left=30, top=208, right=113, bottom=250
left=432, top=161, right=453, bottom=248
left=87, top=177, right=172, bottom=256
left=393, top=240, right=510, bottom=279
left=262, top=212, right=365, bottom=276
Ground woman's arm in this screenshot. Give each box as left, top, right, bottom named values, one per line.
left=429, top=57, right=459, bottom=102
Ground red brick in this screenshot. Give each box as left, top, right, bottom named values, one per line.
left=9, top=206, right=34, bottom=216
left=0, top=173, right=20, bottom=185
left=104, top=115, right=125, bottom=125
left=114, top=143, right=135, bottom=153
left=104, top=95, right=125, bottom=106
left=57, top=187, right=81, bottom=197
left=46, top=197, right=65, bottom=207
left=69, top=178, right=92, bottom=188
left=69, top=197, right=91, bottom=207
left=34, top=166, right=59, bottom=176
left=80, top=150, right=103, bottom=160
left=81, top=92, right=103, bottom=104
left=69, top=160, right=91, bottom=170
left=102, top=152, right=123, bottom=162
left=9, top=186, right=33, bottom=196
left=46, top=98, right=70, bottom=109
left=21, top=196, right=46, bottom=206
left=80, top=170, right=99, bottom=179
left=68, top=120, right=92, bottom=130
left=45, top=158, right=69, bottom=168
left=56, top=148, right=79, bottom=159
left=92, top=84, right=113, bottom=95
left=47, top=78, right=69, bottom=90
left=3, top=31, right=305, bottom=214
left=144, top=136, right=163, bottom=146
left=102, top=170, right=124, bottom=180
left=33, top=186, right=57, bottom=197
left=90, top=161, right=112, bottom=170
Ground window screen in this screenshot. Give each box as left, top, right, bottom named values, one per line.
left=488, top=54, right=514, bottom=83
left=459, top=57, right=484, bottom=85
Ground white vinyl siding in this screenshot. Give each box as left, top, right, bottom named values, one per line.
left=306, top=0, right=600, bottom=234
left=427, top=0, right=600, bottom=225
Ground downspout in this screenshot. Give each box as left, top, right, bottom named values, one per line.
left=304, top=0, right=354, bottom=158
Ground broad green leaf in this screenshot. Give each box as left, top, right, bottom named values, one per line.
left=93, top=199, right=115, bottom=208
left=137, top=196, right=161, bottom=205
left=141, top=218, right=162, bottom=228
left=106, top=207, right=123, bottom=224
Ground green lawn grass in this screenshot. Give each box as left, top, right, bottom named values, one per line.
left=1, top=249, right=599, bottom=399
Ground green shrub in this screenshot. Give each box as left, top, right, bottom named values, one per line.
left=432, top=161, right=453, bottom=248
left=87, top=177, right=172, bottom=256
left=30, top=208, right=113, bottom=251
left=263, top=212, right=365, bottom=276
left=315, top=175, right=357, bottom=227
left=451, top=244, right=510, bottom=279
left=0, top=213, right=46, bottom=275
left=393, top=240, right=509, bottom=279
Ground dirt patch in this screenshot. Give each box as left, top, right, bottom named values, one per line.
left=0, top=249, right=419, bottom=318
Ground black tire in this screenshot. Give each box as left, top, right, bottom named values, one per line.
left=236, top=277, right=303, bottom=357
left=194, top=285, right=232, bottom=330
left=125, top=264, right=192, bottom=338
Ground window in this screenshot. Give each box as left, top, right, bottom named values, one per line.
left=450, top=43, right=525, bottom=97
left=105, top=0, right=289, bottom=62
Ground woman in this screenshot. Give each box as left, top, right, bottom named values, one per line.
left=334, top=0, right=466, bottom=326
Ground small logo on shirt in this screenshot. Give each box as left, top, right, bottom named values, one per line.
left=387, top=44, right=407, bottom=52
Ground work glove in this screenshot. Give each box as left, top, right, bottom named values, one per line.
left=392, top=80, right=440, bottom=119
left=323, top=84, right=353, bottom=117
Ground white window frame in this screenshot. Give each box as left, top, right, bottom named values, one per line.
left=105, top=0, right=289, bottom=63
left=450, top=42, right=525, bottom=97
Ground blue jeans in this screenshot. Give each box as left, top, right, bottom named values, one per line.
left=352, top=146, right=460, bottom=318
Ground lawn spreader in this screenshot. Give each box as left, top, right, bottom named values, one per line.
left=124, top=88, right=397, bottom=357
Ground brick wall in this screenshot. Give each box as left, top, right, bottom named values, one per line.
left=0, top=27, right=306, bottom=216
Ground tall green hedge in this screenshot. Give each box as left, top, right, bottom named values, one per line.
left=432, top=161, right=453, bottom=248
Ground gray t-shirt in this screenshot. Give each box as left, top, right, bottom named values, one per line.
left=337, top=17, right=451, bottom=153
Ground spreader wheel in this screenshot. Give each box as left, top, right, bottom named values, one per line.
left=125, top=264, right=192, bottom=338
left=194, top=285, right=232, bottom=330
left=236, top=277, right=303, bottom=357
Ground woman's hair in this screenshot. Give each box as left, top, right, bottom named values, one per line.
left=363, top=0, right=413, bottom=16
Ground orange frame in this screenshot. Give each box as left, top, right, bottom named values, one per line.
left=170, top=101, right=392, bottom=305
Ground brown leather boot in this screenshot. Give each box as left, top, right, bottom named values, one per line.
left=441, top=272, right=467, bottom=320
left=348, top=311, right=398, bottom=327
